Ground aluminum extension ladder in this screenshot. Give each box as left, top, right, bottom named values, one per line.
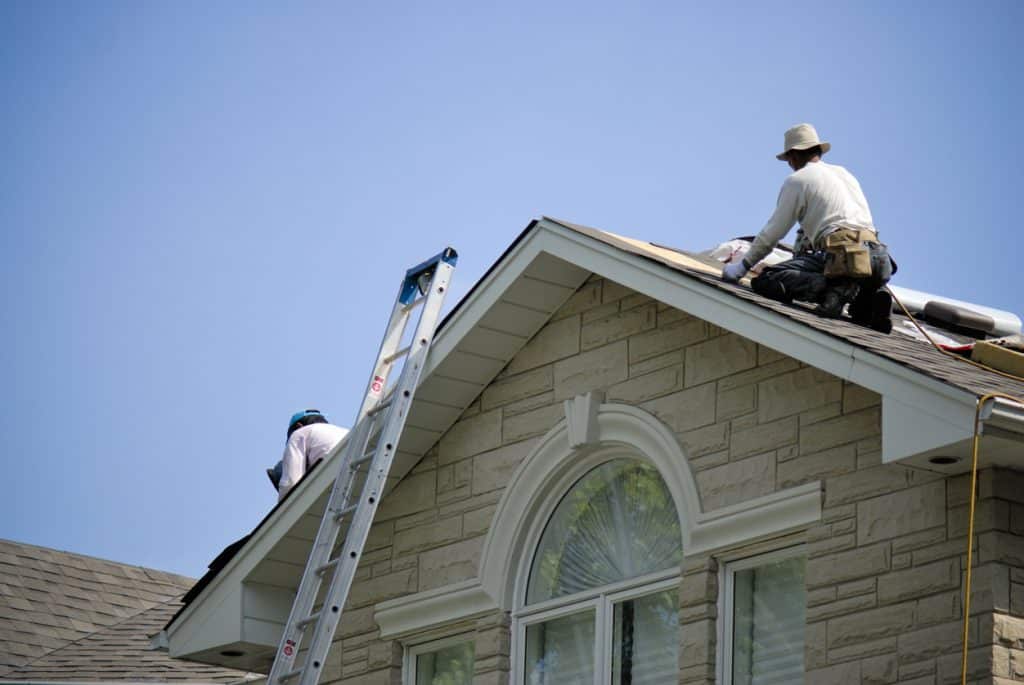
left=267, top=248, right=458, bottom=685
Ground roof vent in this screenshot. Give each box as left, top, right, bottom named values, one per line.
left=922, top=301, right=997, bottom=337
left=888, top=285, right=1021, bottom=337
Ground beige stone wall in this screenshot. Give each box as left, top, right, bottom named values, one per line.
left=321, top=276, right=1024, bottom=685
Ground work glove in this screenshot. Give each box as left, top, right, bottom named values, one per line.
left=721, top=260, right=749, bottom=283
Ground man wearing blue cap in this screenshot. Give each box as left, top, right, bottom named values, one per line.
left=270, top=409, right=349, bottom=502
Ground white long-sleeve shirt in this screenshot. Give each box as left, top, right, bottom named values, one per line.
left=745, top=161, right=875, bottom=267
left=278, top=423, right=349, bottom=501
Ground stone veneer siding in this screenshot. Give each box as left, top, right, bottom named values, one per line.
left=316, top=275, right=1024, bottom=685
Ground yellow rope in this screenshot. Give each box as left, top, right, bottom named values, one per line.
left=885, top=286, right=1024, bottom=385
left=882, top=287, right=1024, bottom=684
left=961, top=392, right=1019, bottom=683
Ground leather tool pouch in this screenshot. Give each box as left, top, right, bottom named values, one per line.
left=824, top=227, right=876, bottom=278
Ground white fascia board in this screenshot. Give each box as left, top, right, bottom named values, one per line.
left=532, top=220, right=997, bottom=447
left=167, top=580, right=243, bottom=659
left=420, top=226, right=562, bottom=380
left=166, top=452, right=342, bottom=640
left=167, top=225, right=567, bottom=642
left=534, top=220, right=979, bottom=412
left=534, top=220, right=1024, bottom=461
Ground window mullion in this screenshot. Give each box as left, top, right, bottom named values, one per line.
left=512, top=616, right=524, bottom=685
left=720, top=562, right=735, bottom=685
left=597, top=593, right=610, bottom=685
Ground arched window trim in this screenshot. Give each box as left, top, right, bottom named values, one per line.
left=478, top=397, right=822, bottom=612
left=480, top=400, right=699, bottom=612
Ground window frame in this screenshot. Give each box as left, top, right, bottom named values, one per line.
left=718, top=544, right=806, bottom=685
left=510, top=449, right=684, bottom=685
left=402, top=632, right=476, bottom=685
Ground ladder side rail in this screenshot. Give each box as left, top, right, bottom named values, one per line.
left=355, top=295, right=415, bottom=421
left=295, top=261, right=454, bottom=685
left=266, top=411, right=381, bottom=683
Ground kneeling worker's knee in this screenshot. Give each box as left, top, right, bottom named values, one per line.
left=750, top=275, right=791, bottom=303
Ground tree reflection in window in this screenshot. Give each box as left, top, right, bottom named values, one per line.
left=527, top=460, right=683, bottom=605
left=415, top=641, right=474, bottom=685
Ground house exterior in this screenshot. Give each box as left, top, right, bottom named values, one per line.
left=0, top=538, right=255, bottom=683
left=163, top=218, right=1024, bottom=684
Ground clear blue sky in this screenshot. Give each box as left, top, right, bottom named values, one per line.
left=2, top=1, right=1021, bottom=577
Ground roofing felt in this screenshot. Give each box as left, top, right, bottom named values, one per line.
left=0, top=538, right=250, bottom=683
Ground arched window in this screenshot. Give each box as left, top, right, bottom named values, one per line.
left=515, top=458, right=682, bottom=684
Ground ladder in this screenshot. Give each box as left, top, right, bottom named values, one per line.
left=267, top=248, right=458, bottom=685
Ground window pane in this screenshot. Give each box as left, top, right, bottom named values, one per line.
left=527, top=460, right=682, bottom=604
left=732, top=556, right=806, bottom=685
left=525, top=610, right=595, bottom=685
left=612, top=588, right=679, bottom=685
left=415, top=641, right=474, bottom=685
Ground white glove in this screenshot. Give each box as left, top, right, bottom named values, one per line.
left=721, top=260, right=749, bottom=283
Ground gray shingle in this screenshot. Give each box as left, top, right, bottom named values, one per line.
left=0, top=539, right=249, bottom=682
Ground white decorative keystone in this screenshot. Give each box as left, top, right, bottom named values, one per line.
left=564, top=391, right=605, bottom=449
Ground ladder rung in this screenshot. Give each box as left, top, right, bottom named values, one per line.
left=278, top=668, right=303, bottom=682
left=402, top=296, right=425, bottom=313
left=316, top=556, right=340, bottom=576
left=351, top=451, right=374, bottom=467
left=333, top=504, right=357, bottom=521
left=297, top=611, right=321, bottom=629
left=382, top=345, right=411, bottom=365
left=367, top=399, right=392, bottom=417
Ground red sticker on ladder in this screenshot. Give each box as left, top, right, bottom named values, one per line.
left=371, top=375, right=384, bottom=395
left=283, top=639, right=295, bottom=657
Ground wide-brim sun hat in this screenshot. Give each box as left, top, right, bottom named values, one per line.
left=776, top=123, right=831, bottom=160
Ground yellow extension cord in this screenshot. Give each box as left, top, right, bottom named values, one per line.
left=885, top=286, right=1024, bottom=684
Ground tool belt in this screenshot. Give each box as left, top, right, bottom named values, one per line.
left=822, top=226, right=880, bottom=278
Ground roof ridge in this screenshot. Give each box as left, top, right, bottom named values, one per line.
left=5, top=593, right=184, bottom=676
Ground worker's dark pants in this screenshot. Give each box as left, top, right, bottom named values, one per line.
left=750, top=245, right=895, bottom=315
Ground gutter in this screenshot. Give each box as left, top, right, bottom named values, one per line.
left=981, top=396, right=1024, bottom=440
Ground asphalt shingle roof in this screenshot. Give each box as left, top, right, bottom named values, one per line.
left=0, top=539, right=250, bottom=683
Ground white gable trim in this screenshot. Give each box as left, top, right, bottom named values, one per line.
left=536, top=222, right=980, bottom=413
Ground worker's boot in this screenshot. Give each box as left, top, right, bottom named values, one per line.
left=818, top=281, right=859, bottom=319
left=849, top=288, right=894, bottom=334
left=868, top=290, right=893, bottom=334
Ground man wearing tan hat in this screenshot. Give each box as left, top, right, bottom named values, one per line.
left=721, top=124, right=895, bottom=333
